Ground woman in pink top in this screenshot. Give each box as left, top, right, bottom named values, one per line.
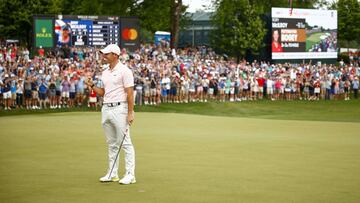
left=274, top=79, right=282, bottom=100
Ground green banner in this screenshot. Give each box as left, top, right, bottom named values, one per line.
left=35, top=19, right=54, bottom=48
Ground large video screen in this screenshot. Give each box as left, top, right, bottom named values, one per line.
left=55, top=15, right=120, bottom=46
left=271, top=8, right=337, bottom=60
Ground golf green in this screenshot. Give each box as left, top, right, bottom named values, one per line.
left=1, top=112, right=359, bottom=203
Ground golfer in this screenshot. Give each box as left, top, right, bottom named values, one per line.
left=86, top=44, right=136, bottom=184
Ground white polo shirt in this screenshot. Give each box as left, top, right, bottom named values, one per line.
left=102, top=61, right=134, bottom=103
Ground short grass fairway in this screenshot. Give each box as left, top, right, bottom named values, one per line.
left=306, top=32, right=325, bottom=51
left=1, top=112, right=360, bottom=203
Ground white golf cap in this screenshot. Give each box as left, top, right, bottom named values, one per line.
left=100, top=44, right=120, bottom=56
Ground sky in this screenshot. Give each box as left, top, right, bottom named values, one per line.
left=272, top=7, right=337, bottom=29
left=183, top=0, right=337, bottom=13
left=183, top=0, right=214, bottom=13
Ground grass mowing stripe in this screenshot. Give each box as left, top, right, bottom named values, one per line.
left=0, top=113, right=359, bottom=203
left=136, top=100, right=360, bottom=122
left=1, top=99, right=360, bottom=123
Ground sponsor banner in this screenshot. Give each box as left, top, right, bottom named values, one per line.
left=35, top=19, right=54, bottom=48
left=120, top=18, right=140, bottom=51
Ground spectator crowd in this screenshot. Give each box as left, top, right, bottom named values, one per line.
left=0, top=43, right=359, bottom=111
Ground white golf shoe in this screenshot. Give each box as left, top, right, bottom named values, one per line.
left=99, top=175, right=120, bottom=182
left=119, top=174, right=136, bottom=185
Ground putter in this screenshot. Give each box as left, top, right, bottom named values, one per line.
left=107, top=128, right=128, bottom=180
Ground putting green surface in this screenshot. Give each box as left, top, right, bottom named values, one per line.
left=1, top=112, right=359, bottom=203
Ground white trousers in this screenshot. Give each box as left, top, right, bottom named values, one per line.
left=101, top=104, right=135, bottom=177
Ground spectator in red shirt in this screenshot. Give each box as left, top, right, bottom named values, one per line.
left=257, top=76, right=265, bottom=99
left=10, top=44, right=17, bottom=61
left=38, top=46, right=45, bottom=57
left=88, top=88, right=97, bottom=109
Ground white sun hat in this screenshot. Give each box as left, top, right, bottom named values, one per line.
left=100, top=44, right=120, bottom=56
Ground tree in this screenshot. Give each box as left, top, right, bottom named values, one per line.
left=170, top=0, right=182, bottom=49
left=73, top=0, right=136, bottom=16
left=135, top=0, right=189, bottom=45
left=337, top=0, right=360, bottom=54
left=247, top=0, right=318, bottom=14
left=135, top=0, right=172, bottom=36
left=211, top=0, right=267, bottom=61
left=0, top=0, right=57, bottom=46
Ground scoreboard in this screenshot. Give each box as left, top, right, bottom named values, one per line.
left=30, top=14, right=141, bottom=51
left=55, top=15, right=120, bottom=47
left=34, top=15, right=140, bottom=51
left=91, top=19, right=120, bottom=46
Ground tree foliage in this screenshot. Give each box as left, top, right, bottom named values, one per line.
left=134, top=0, right=189, bottom=43
left=249, top=0, right=316, bottom=14
left=337, top=0, right=360, bottom=48
left=210, top=0, right=267, bottom=60
left=0, top=0, right=55, bottom=45
left=135, top=0, right=172, bottom=34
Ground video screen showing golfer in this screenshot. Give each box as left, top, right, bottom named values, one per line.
left=272, top=29, right=283, bottom=53
left=85, top=44, right=136, bottom=185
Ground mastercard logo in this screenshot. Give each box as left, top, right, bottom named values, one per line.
left=122, top=28, right=138, bottom=41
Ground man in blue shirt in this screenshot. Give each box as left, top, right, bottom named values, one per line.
left=10, top=74, right=17, bottom=107
left=38, top=78, right=48, bottom=109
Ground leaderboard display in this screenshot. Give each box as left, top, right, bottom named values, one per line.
left=271, top=8, right=337, bottom=60
left=55, top=15, right=120, bottom=46
left=92, top=20, right=119, bottom=46
left=31, top=15, right=140, bottom=51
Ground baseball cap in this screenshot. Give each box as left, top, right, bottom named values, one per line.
left=5, top=74, right=9, bottom=77
left=100, top=44, right=120, bottom=56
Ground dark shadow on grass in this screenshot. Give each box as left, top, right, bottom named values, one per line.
left=1, top=100, right=360, bottom=123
